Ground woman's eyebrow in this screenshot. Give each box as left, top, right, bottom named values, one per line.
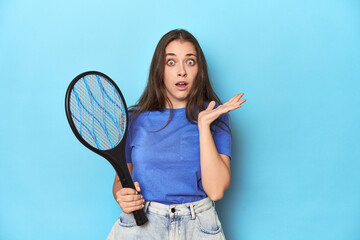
left=165, top=53, right=197, bottom=57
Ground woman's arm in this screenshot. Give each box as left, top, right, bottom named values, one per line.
left=198, top=124, right=231, bottom=201
left=198, top=93, right=246, bottom=201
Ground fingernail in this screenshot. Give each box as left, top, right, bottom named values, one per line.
left=140, top=195, right=143, bottom=198
left=142, top=204, right=144, bottom=208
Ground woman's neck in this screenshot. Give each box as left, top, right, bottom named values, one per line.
left=165, top=101, right=187, bottom=109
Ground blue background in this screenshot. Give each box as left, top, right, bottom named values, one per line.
left=1, top=0, right=359, bottom=239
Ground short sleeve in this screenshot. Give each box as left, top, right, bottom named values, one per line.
left=212, top=112, right=232, bottom=160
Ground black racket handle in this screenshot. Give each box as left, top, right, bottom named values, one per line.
left=133, top=208, right=148, bottom=226
left=103, top=147, right=149, bottom=226
left=118, top=175, right=149, bottom=226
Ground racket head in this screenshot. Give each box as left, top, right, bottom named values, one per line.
left=65, top=71, right=128, bottom=155
left=65, top=71, right=148, bottom=226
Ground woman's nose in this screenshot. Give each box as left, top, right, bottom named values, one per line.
left=177, top=64, right=187, bottom=77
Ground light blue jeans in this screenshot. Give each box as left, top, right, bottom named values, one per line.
left=106, top=197, right=226, bottom=240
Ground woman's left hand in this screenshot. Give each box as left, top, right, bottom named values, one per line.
left=198, top=93, right=246, bottom=127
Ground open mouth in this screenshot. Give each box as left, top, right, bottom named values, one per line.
left=175, top=81, right=188, bottom=90
left=175, top=82, right=188, bottom=86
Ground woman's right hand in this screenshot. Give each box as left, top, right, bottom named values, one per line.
left=115, top=181, right=145, bottom=214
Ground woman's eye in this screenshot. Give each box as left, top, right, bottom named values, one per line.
left=187, top=59, right=195, bottom=65
left=167, top=60, right=175, bottom=66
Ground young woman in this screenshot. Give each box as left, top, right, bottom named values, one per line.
left=107, top=29, right=246, bottom=240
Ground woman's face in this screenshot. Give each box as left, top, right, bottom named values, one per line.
left=163, top=40, right=198, bottom=108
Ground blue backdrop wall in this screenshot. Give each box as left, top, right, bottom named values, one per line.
left=1, top=0, right=359, bottom=239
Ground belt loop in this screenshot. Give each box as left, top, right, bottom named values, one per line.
left=189, top=203, right=196, bottom=219
left=144, top=201, right=150, bottom=213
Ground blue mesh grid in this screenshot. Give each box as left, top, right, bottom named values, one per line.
left=69, top=74, right=126, bottom=150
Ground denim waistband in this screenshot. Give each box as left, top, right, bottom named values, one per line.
left=143, top=197, right=215, bottom=220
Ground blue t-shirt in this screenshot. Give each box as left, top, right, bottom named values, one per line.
left=125, top=107, right=231, bottom=205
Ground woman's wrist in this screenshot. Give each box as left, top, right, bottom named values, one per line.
left=197, top=120, right=210, bottom=132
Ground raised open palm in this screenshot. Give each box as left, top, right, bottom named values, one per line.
left=198, top=93, right=246, bottom=126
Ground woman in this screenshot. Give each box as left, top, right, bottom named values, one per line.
left=107, top=29, right=246, bottom=239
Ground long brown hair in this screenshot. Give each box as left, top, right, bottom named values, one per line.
left=129, top=28, right=229, bottom=133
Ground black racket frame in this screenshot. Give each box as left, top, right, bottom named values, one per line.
left=65, top=71, right=148, bottom=226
